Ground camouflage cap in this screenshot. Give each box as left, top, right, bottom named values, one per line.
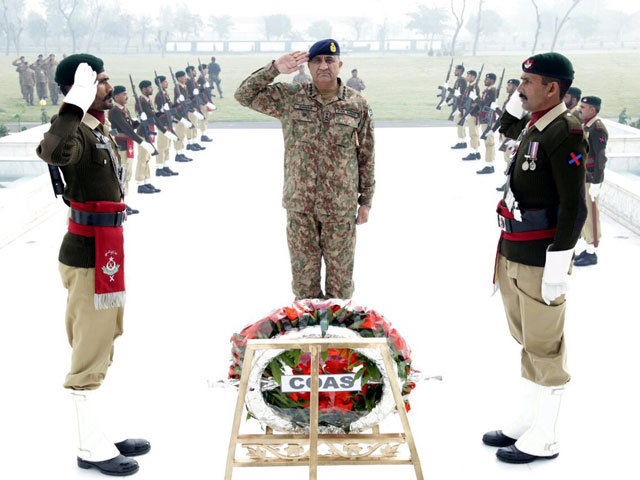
left=54, top=53, right=104, bottom=86
left=522, top=52, right=574, bottom=80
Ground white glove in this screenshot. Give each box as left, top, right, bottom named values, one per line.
left=204, top=82, right=210, bottom=88
left=506, top=139, right=517, bottom=149
left=163, top=131, right=177, bottom=142
left=63, top=62, right=97, bottom=114
left=505, top=91, right=526, bottom=119
left=140, top=141, right=155, bottom=154
left=541, top=247, right=573, bottom=305
left=193, top=111, right=204, bottom=121
left=193, top=88, right=199, bottom=95
left=206, top=102, right=216, bottom=110
left=490, top=101, right=499, bottom=110
left=180, top=117, right=192, bottom=128
left=162, top=103, right=170, bottom=112
left=589, top=183, right=601, bottom=201
left=469, top=91, right=478, bottom=100
left=140, top=112, right=148, bottom=121
left=454, top=88, right=461, bottom=97
left=441, top=82, right=449, bottom=89
left=178, top=94, right=185, bottom=102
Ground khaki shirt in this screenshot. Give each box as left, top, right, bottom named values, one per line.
left=235, top=61, right=375, bottom=216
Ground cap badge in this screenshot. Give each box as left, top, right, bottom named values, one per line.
left=330, top=42, right=337, bottom=53
left=524, top=59, right=534, bottom=69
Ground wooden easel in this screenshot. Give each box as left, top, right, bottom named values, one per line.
left=224, top=337, right=424, bottom=479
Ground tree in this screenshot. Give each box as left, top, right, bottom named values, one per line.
left=472, top=0, right=483, bottom=56
left=450, top=0, right=466, bottom=56
left=349, top=17, right=367, bottom=40
left=1, top=0, right=25, bottom=54
left=209, top=15, right=233, bottom=40
left=264, top=14, right=291, bottom=40
left=54, top=0, right=81, bottom=53
left=154, top=8, right=174, bottom=57
left=174, top=5, right=201, bottom=40
left=137, top=16, right=151, bottom=51
left=26, top=11, right=48, bottom=51
left=84, top=0, right=101, bottom=52
left=530, top=0, right=541, bottom=54
left=550, top=0, right=583, bottom=52
left=406, top=5, right=447, bottom=41
left=307, top=20, right=331, bottom=40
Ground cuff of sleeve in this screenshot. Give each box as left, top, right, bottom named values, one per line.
left=267, top=61, right=280, bottom=77
left=358, top=196, right=372, bottom=208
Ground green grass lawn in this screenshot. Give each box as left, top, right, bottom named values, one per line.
left=1, top=52, right=637, bottom=124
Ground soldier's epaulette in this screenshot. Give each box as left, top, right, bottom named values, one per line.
left=569, top=126, right=584, bottom=135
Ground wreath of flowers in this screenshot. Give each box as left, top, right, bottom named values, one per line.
left=229, top=299, right=416, bottom=433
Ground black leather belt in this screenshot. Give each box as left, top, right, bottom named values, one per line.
left=501, top=207, right=558, bottom=234
left=70, top=208, right=125, bottom=227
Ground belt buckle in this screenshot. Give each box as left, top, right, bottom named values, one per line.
left=497, top=214, right=506, bottom=230
left=115, top=211, right=124, bottom=226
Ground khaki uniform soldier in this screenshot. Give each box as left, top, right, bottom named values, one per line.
left=33, top=55, right=49, bottom=101
left=563, top=86, right=581, bottom=121
left=150, top=75, right=180, bottom=174
left=575, top=96, right=608, bottom=266
left=483, top=53, right=588, bottom=465
left=235, top=39, right=375, bottom=299
left=184, top=66, right=206, bottom=150
left=207, top=56, right=223, bottom=98
left=155, top=74, right=191, bottom=164
left=46, top=54, right=60, bottom=105
left=173, top=71, right=198, bottom=158
left=197, top=64, right=214, bottom=143
left=476, top=73, right=498, bottom=174
left=459, top=70, right=481, bottom=161
left=292, top=65, right=311, bottom=84
left=450, top=65, right=469, bottom=149
left=496, top=79, right=521, bottom=193
left=36, top=54, right=149, bottom=476
left=13, top=58, right=35, bottom=105
left=346, top=68, right=365, bottom=92
left=134, top=80, right=164, bottom=193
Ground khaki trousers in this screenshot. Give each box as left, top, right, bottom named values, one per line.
left=156, top=131, right=171, bottom=167
left=497, top=254, right=570, bottom=387
left=466, top=115, right=480, bottom=149
left=454, top=112, right=466, bottom=140
left=582, top=185, right=601, bottom=245
left=484, top=129, right=496, bottom=163
left=199, top=105, right=208, bottom=131
left=187, top=112, right=199, bottom=140
left=59, top=263, right=124, bottom=390
left=135, top=145, right=151, bottom=182
left=174, top=121, right=186, bottom=151
left=49, top=82, right=59, bottom=104
left=37, top=81, right=48, bottom=100
left=286, top=211, right=356, bottom=300
left=118, top=150, right=133, bottom=196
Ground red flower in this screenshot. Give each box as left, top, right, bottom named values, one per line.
left=284, top=307, right=299, bottom=321
left=331, top=305, right=341, bottom=313
left=405, top=401, right=411, bottom=412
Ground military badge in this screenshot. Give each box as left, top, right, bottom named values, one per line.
left=523, top=141, right=539, bottom=171
left=330, top=42, right=337, bottom=53
left=568, top=152, right=582, bottom=167
left=102, top=256, right=121, bottom=282
left=524, top=59, right=534, bottom=70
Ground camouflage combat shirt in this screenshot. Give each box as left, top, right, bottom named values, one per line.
left=235, top=61, right=375, bottom=216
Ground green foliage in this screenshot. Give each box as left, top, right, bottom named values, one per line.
left=0, top=124, right=8, bottom=137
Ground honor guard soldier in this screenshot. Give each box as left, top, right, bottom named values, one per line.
left=496, top=79, right=520, bottom=192
left=207, top=56, right=223, bottom=98
left=151, top=75, right=180, bottom=173
left=197, top=64, right=214, bottom=142
left=46, top=54, right=60, bottom=105
left=346, top=68, right=366, bottom=92
left=485, top=52, right=588, bottom=464
left=235, top=39, right=375, bottom=299
left=292, top=65, right=311, bottom=84
left=173, top=70, right=198, bottom=158
left=564, top=86, right=582, bottom=120
left=459, top=70, right=481, bottom=160
left=450, top=64, right=469, bottom=149
left=575, top=96, right=608, bottom=266
left=476, top=72, right=498, bottom=174
left=134, top=80, right=163, bottom=192
left=36, top=54, right=150, bottom=476
left=183, top=66, right=206, bottom=151
left=155, top=74, right=191, bottom=163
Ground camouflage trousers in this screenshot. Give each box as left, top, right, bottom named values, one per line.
left=286, top=211, right=356, bottom=300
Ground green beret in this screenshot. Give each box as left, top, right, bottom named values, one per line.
left=55, top=53, right=104, bottom=86
left=155, top=75, right=166, bottom=85
left=308, top=39, right=340, bottom=61
left=185, top=66, right=195, bottom=73
left=581, top=96, right=601, bottom=109
left=567, top=86, right=582, bottom=98
left=507, top=79, right=520, bottom=86
left=139, top=80, right=152, bottom=89
left=113, top=85, right=126, bottom=95
left=522, top=52, right=574, bottom=80
left=176, top=70, right=186, bottom=78
left=486, top=73, right=497, bottom=81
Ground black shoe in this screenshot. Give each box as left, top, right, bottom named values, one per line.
left=155, top=168, right=171, bottom=177
left=574, top=250, right=587, bottom=261
left=462, top=152, right=480, bottom=161
left=162, top=166, right=179, bottom=176
left=125, top=205, right=139, bottom=215
left=451, top=142, right=467, bottom=149
left=175, top=154, right=192, bottom=163
left=146, top=183, right=161, bottom=193
left=496, top=184, right=505, bottom=192
left=137, top=184, right=155, bottom=194
left=496, top=445, right=559, bottom=464
left=200, top=135, right=213, bottom=142
left=482, top=430, right=517, bottom=447
left=477, top=165, right=495, bottom=174
left=193, top=143, right=205, bottom=150
left=115, top=438, right=151, bottom=457
left=186, top=144, right=196, bottom=151
left=77, top=454, right=139, bottom=476
left=574, top=251, right=597, bottom=266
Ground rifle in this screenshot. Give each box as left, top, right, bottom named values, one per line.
left=458, top=64, right=484, bottom=127
left=129, top=74, right=159, bottom=156
left=154, top=69, right=177, bottom=135
left=169, top=66, right=191, bottom=121
left=481, top=68, right=505, bottom=140
left=447, top=62, right=464, bottom=121
left=436, top=58, right=454, bottom=110
left=197, top=57, right=215, bottom=103
left=187, top=61, right=205, bottom=113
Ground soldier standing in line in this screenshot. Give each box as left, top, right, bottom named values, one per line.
left=235, top=39, right=375, bottom=299
left=12, top=57, right=31, bottom=104
left=476, top=72, right=498, bottom=174
left=575, top=96, right=608, bottom=267
left=197, top=64, right=214, bottom=143
left=134, top=80, right=164, bottom=192
left=450, top=64, right=469, bottom=149
left=46, top=54, right=60, bottom=105
left=36, top=54, right=150, bottom=476
left=292, top=65, right=311, bottom=84
left=183, top=66, right=206, bottom=151
left=173, top=70, right=198, bottom=158
left=33, top=54, right=49, bottom=102
left=149, top=75, right=180, bottom=175
left=460, top=69, right=481, bottom=161
left=564, top=86, right=582, bottom=120
left=484, top=53, right=587, bottom=464
left=155, top=74, right=192, bottom=163
left=496, top=79, right=521, bottom=192
left=346, top=68, right=366, bottom=92
left=207, top=56, right=223, bottom=98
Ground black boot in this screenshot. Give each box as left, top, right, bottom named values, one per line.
left=146, top=183, right=161, bottom=193
left=137, top=184, right=155, bottom=194
left=175, top=154, right=192, bottom=163
left=155, top=167, right=171, bottom=177
left=574, top=251, right=597, bottom=266
left=193, top=143, right=205, bottom=150
left=482, top=430, right=516, bottom=447
left=162, top=166, right=179, bottom=176
left=496, top=445, right=559, bottom=464
left=496, top=184, right=505, bottom=192
left=462, top=152, right=480, bottom=161
left=77, top=454, right=139, bottom=476
left=476, top=165, right=495, bottom=174
left=451, top=142, right=467, bottom=149
left=115, top=439, right=151, bottom=457
left=200, top=135, right=213, bottom=142
left=186, top=144, right=196, bottom=151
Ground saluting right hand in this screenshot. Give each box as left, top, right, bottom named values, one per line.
left=63, top=62, right=98, bottom=114
left=275, top=51, right=309, bottom=74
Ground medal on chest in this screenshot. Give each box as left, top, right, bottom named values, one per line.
left=522, top=141, right=540, bottom=171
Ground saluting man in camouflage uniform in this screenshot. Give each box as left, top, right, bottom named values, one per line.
left=46, top=54, right=60, bottom=105
left=484, top=53, right=588, bottom=464
left=33, top=54, right=49, bottom=102
left=235, top=39, right=375, bottom=300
